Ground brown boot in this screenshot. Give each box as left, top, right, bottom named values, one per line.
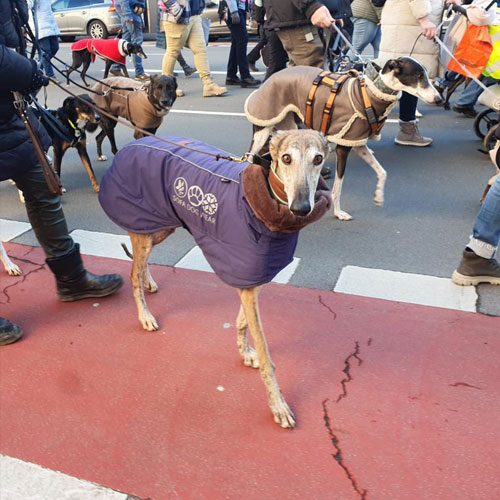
left=202, top=78, right=228, bottom=97
left=395, top=120, right=432, bottom=147
left=452, top=249, right=500, bottom=286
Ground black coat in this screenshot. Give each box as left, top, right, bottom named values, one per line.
left=0, top=0, right=51, bottom=181
left=320, top=0, right=352, bottom=19
left=263, top=0, right=324, bottom=30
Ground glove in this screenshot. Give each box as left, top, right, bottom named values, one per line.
left=133, top=5, right=144, bottom=14
left=26, top=60, right=50, bottom=95
left=230, top=10, right=240, bottom=24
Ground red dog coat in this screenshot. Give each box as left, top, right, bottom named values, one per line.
left=71, top=38, right=127, bottom=65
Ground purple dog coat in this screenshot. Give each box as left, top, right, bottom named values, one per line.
left=98, top=136, right=299, bottom=288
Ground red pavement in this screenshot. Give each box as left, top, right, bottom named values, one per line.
left=1, top=242, right=499, bottom=500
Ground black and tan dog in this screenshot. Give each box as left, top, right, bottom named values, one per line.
left=98, top=129, right=331, bottom=428
left=42, top=95, right=100, bottom=192
left=91, top=75, right=177, bottom=161
left=67, top=38, right=147, bottom=86
left=245, top=57, right=442, bottom=220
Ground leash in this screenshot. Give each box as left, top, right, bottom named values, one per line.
left=48, top=79, right=247, bottom=164
left=329, top=22, right=370, bottom=64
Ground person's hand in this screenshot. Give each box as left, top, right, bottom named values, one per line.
left=310, top=5, right=335, bottom=29
left=418, top=16, right=437, bottom=39
left=230, top=10, right=240, bottom=24
left=27, top=61, right=49, bottom=95
left=335, top=18, right=344, bottom=28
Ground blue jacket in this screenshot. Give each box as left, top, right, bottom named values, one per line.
left=98, top=136, right=299, bottom=288
left=115, top=0, right=145, bottom=24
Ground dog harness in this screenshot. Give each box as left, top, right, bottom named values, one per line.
left=98, top=136, right=302, bottom=289
left=305, top=70, right=386, bottom=136
left=71, top=38, right=127, bottom=65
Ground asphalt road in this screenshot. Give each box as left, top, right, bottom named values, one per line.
left=1, top=40, right=499, bottom=316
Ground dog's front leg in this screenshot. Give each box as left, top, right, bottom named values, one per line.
left=248, top=126, right=273, bottom=160
left=353, top=144, right=387, bottom=207
left=76, top=140, right=100, bottom=192
left=0, top=243, right=21, bottom=276
left=236, top=305, right=259, bottom=368
left=237, top=287, right=295, bottom=429
left=332, top=144, right=352, bottom=220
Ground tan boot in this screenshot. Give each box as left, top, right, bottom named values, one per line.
left=202, top=78, right=228, bottom=97
left=395, top=120, right=432, bottom=147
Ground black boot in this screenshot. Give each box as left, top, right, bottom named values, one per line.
left=0, top=318, right=23, bottom=346
left=46, top=244, right=123, bottom=302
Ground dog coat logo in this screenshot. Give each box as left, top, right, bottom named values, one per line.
left=173, top=177, right=218, bottom=223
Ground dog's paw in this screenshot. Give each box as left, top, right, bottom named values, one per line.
left=62, top=187, right=67, bottom=194
left=97, top=155, right=108, bottom=161
left=270, top=396, right=296, bottom=429
left=334, top=210, right=353, bottom=221
left=374, top=194, right=384, bottom=207
left=5, top=263, right=22, bottom=276
left=241, top=346, right=259, bottom=369
left=145, top=278, right=158, bottom=293
left=139, top=310, right=159, bottom=331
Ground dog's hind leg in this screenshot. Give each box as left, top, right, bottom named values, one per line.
left=237, top=287, right=295, bottom=428
left=332, top=144, right=352, bottom=220
left=353, top=144, right=387, bottom=207
left=0, top=243, right=21, bottom=276
left=236, top=305, right=259, bottom=368
left=96, top=128, right=108, bottom=161
left=80, top=57, right=92, bottom=87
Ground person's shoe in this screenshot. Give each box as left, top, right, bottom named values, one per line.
left=225, top=76, right=242, bottom=85
left=183, top=65, right=196, bottom=78
left=452, top=104, right=478, bottom=118
left=135, top=73, right=151, bottom=82
left=203, top=79, right=228, bottom=97
left=395, top=120, right=432, bottom=147
left=46, top=244, right=123, bottom=302
left=249, top=62, right=259, bottom=73
left=320, top=164, right=332, bottom=179
left=109, top=69, right=122, bottom=77
left=452, top=249, right=500, bottom=286
left=0, top=318, right=23, bottom=346
left=240, top=76, right=261, bottom=88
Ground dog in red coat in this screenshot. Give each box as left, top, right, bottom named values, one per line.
left=67, top=38, right=147, bottom=86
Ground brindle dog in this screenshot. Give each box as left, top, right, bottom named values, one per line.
left=94, top=75, right=177, bottom=161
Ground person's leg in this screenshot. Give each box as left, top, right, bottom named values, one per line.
left=396, top=92, right=432, bottom=146
left=130, top=20, right=146, bottom=77
left=454, top=77, right=496, bottom=116
left=185, top=16, right=227, bottom=96
left=39, top=37, right=54, bottom=77
left=264, top=29, right=287, bottom=81
left=452, top=176, right=500, bottom=284
left=228, top=9, right=251, bottom=80
left=162, top=20, right=189, bottom=76
left=346, top=17, right=375, bottom=60
left=277, top=26, right=323, bottom=68
left=13, top=164, right=123, bottom=300
left=248, top=26, right=265, bottom=66
left=226, top=25, right=239, bottom=81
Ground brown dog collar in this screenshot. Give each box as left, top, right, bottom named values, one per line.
left=268, top=166, right=288, bottom=205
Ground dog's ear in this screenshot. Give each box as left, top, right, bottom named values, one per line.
left=137, top=45, right=148, bottom=59
left=171, top=75, right=178, bottom=91
left=382, top=59, right=402, bottom=75
left=269, top=131, right=286, bottom=161
left=63, top=97, right=75, bottom=111
left=371, top=60, right=382, bottom=72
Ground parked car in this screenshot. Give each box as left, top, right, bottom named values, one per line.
left=202, top=0, right=258, bottom=40
left=50, top=0, right=121, bottom=41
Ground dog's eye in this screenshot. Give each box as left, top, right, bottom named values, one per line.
left=313, top=154, right=324, bottom=165
left=281, top=154, right=291, bottom=165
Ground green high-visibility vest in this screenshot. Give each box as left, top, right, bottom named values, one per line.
left=483, top=15, right=500, bottom=78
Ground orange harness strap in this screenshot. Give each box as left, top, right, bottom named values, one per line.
left=319, top=73, right=351, bottom=134
left=358, top=77, right=385, bottom=136
left=305, top=71, right=330, bottom=129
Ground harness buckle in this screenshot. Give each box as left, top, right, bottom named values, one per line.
left=365, top=106, right=377, bottom=124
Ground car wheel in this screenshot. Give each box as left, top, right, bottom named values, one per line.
left=60, top=35, right=76, bottom=42
left=88, top=20, right=108, bottom=39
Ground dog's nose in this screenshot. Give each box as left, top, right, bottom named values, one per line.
left=290, top=199, right=311, bottom=216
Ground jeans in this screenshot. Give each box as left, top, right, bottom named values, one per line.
left=161, top=16, right=210, bottom=81
left=113, top=6, right=145, bottom=75
left=39, top=36, right=59, bottom=78
left=469, top=175, right=500, bottom=258
left=226, top=9, right=250, bottom=80
left=456, top=76, right=497, bottom=107
left=346, top=17, right=380, bottom=60
left=399, top=92, right=418, bottom=122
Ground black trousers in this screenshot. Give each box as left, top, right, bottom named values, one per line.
left=262, top=28, right=288, bottom=81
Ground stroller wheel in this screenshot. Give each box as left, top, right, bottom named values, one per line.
left=483, top=124, right=499, bottom=151
left=474, top=108, right=498, bottom=139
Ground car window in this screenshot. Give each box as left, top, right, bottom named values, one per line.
left=67, top=0, right=91, bottom=8
left=51, top=0, right=69, bottom=11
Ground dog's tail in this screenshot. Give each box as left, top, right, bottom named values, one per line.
left=121, top=243, right=133, bottom=260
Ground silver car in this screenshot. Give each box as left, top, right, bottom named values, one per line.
left=51, top=0, right=122, bottom=41
left=202, top=0, right=258, bottom=40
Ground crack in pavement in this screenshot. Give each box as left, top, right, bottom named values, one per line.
left=318, top=294, right=337, bottom=320
left=1, top=258, right=45, bottom=305
left=449, top=382, right=482, bottom=390
left=322, top=399, right=367, bottom=499
left=336, top=341, right=362, bottom=404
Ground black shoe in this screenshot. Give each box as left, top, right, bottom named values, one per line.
left=452, top=105, right=477, bottom=118
left=240, top=76, right=261, bottom=88
left=320, top=164, right=332, bottom=179
left=183, top=65, right=196, bottom=78
left=46, top=244, right=123, bottom=302
left=0, top=318, right=23, bottom=346
left=249, top=62, right=258, bottom=73
left=225, top=76, right=241, bottom=85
